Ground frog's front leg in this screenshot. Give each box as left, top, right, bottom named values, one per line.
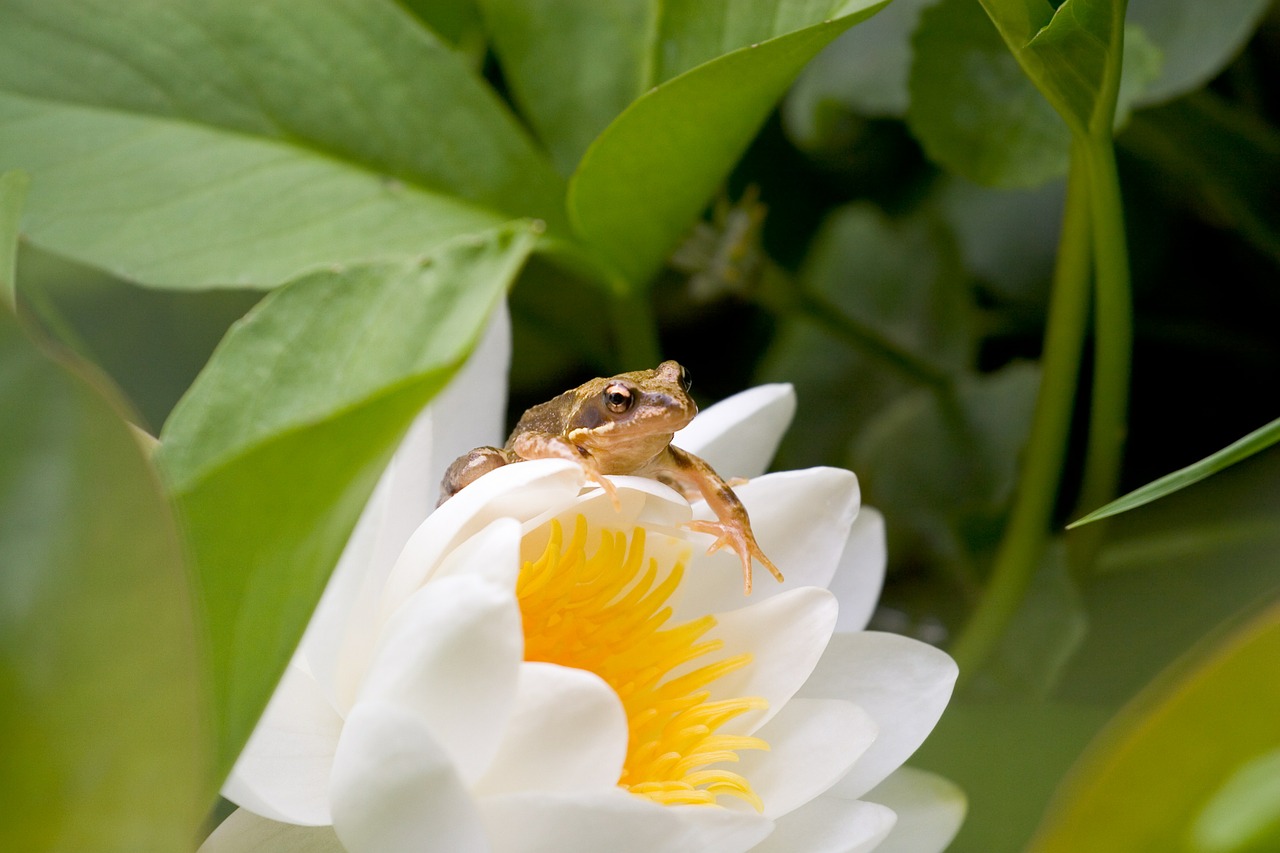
left=439, top=446, right=516, bottom=505
left=659, top=445, right=784, bottom=594
left=510, top=430, right=621, bottom=509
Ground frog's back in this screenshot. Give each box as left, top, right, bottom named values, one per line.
left=504, top=390, right=576, bottom=448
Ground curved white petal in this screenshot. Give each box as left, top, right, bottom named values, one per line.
left=380, top=459, right=585, bottom=616
left=830, top=507, right=887, bottom=633
left=198, top=809, right=346, bottom=853
left=222, top=665, right=342, bottom=826
left=478, top=789, right=773, bottom=853
left=798, top=633, right=957, bottom=797
left=860, top=767, right=966, bottom=853
left=692, top=587, right=838, bottom=735
left=431, top=516, right=524, bottom=589
left=561, top=474, right=693, bottom=533
left=739, top=698, right=878, bottom=819
left=424, top=301, right=512, bottom=491
left=673, top=383, right=796, bottom=479
left=359, top=574, right=522, bottom=784
left=330, top=701, right=488, bottom=853
left=748, top=797, right=897, bottom=853
left=474, top=662, right=628, bottom=797
left=675, top=468, right=860, bottom=618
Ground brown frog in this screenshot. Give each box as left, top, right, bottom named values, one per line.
left=440, top=360, right=784, bottom=594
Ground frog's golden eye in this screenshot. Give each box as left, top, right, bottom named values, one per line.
left=678, top=366, right=692, bottom=393
left=604, top=384, right=634, bottom=413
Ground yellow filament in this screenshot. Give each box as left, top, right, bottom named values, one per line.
left=517, top=516, right=769, bottom=810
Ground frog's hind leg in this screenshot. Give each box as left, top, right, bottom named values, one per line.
left=438, top=446, right=516, bottom=505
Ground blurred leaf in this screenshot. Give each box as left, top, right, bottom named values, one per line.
left=1191, top=748, right=1280, bottom=853
left=1128, top=0, right=1273, bottom=107
left=759, top=201, right=972, bottom=469
left=397, top=0, right=484, bottom=50
left=853, top=362, right=1041, bottom=573
left=567, top=0, right=891, bottom=287
left=1071, top=414, right=1280, bottom=528
left=976, top=542, right=1087, bottom=700
left=0, top=310, right=209, bottom=851
left=910, top=701, right=1111, bottom=853
left=933, top=176, right=1064, bottom=303
left=479, top=0, right=655, bottom=175
left=1028, top=600, right=1280, bottom=852
left=0, top=0, right=562, bottom=289
left=908, top=0, right=1070, bottom=188
left=0, top=169, right=25, bottom=306
left=158, top=224, right=535, bottom=776
left=785, top=0, right=937, bottom=134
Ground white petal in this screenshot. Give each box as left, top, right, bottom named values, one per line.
left=330, top=701, right=488, bottom=853
left=673, top=383, right=796, bottom=478
left=695, top=587, right=838, bottom=735
left=423, top=301, right=512, bottom=491
left=748, top=798, right=897, bottom=853
left=198, top=809, right=346, bottom=853
left=478, top=789, right=773, bottom=853
left=829, top=507, right=887, bottom=633
left=223, top=665, right=342, bottom=826
left=742, top=698, right=878, bottom=819
left=474, top=662, right=628, bottom=797
left=675, top=468, right=860, bottom=618
left=380, top=459, right=585, bottom=615
left=860, top=767, right=967, bottom=853
left=431, top=516, right=524, bottom=589
left=359, top=574, right=522, bottom=784
left=798, top=633, right=957, bottom=797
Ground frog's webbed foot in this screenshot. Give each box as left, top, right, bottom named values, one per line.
left=683, top=518, right=785, bottom=595
left=510, top=431, right=621, bottom=511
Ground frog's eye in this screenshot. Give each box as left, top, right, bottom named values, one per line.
left=604, top=384, right=634, bottom=413
left=678, top=366, right=692, bottom=393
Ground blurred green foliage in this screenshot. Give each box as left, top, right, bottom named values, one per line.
left=2, top=0, right=1279, bottom=850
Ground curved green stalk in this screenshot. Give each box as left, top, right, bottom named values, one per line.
left=950, top=145, right=1093, bottom=685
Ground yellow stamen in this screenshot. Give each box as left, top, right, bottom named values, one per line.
left=517, top=516, right=769, bottom=810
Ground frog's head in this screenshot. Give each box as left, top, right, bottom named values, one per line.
left=566, top=360, right=697, bottom=458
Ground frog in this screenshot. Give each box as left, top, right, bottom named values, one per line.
left=439, top=360, right=784, bottom=594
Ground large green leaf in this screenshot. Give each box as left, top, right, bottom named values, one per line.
left=1028, top=600, right=1280, bottom=852
left=0, top=0, right=562, bottom=289
left=1071, top=414, right=1280, bottom=528
left=0, top=310, right=209, bottom=851
left=0, top=170, right=25, bottom=306
left=567, top=0, right=891, bottom=287
left=159, top=224, right=536, bottom=775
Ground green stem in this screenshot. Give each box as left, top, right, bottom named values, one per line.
left=950, top=144, right=1093, bottom=686
left=610, top=290, right=661, bottom=368
left=1070, top=136, right=1133, bottom=568
left=795, top=290, right=954, bottom=390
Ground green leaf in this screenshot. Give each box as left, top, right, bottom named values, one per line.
left=0, top=170, right=26, bottom=306
left=1191, top=748, right=1280, bottom=853
left=0, top=0, right=563, bottom=289
left=908, top=0, right=1071, bottom=188
left=1128, top=0, right=1273, bottom=107
left=0, top=310, right=209, bottom=851
left=158, top=224, right=536, bottom=775
left=1070, top=414, right=1280, bottom=528
left=1028, top=600, right=1280, bottom=852
left=567, top=0, right=891, bottom=287
left=478, top=0, right=657, bottom=175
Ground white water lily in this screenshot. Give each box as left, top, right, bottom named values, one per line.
left=201, top=308, right=965, bottom=853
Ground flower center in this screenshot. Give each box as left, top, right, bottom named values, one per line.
left=517, top=515, right=769, bottom=810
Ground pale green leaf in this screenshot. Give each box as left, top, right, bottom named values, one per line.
left=568, top=0, right=890, bottom=287
left=1028, top=601, right=1280, bottom=852
left=1070, top=414, right=1280, bottom=528
left=1129, top=0, right=1272, bottom=107
left=1191, top=748, right=1280, bottom=853
left=0, top=310, right=209, bottom=851
left=158, top=224, right=536, bottom=774
left=0, top=0, right=563, bottom=289
left=0, top=169, right=25, bottom=306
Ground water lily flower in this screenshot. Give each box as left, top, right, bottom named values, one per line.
left=200, top=307, right=965, bottom=853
